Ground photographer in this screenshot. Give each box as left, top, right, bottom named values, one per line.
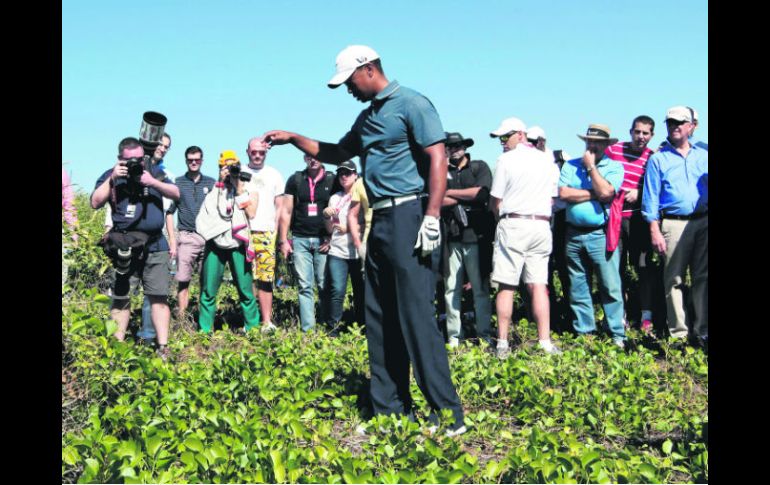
left=91, top=137, right=180, bottom=359
left=195, top=150, right=261, bottom=333
left=440, top=132, right=495, bottom=348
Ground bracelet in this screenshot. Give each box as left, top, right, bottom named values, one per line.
left=585, top=165, right=594, bottom=173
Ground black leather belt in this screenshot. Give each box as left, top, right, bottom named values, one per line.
left=567, top=223, right=605, bottom=233
left=662, top=211, right=708, bottom=221
left=502, top=213, right=551, bottom=222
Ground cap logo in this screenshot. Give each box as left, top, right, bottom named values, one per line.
left=356, top=56, right=368, bottom=63
left=587, top=128, right=610, bottom=138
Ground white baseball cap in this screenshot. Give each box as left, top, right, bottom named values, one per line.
left=328, top=45, right=381, bottom=89
left=490, top=117, right=527, bottom=137
left=527, top=126, right=546, bottom=140
left=665, top=106, right=694, bottom=123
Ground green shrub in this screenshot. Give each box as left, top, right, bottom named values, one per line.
left=62, top=190, right=707, bottom=483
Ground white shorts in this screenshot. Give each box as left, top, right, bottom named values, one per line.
left=491, top=218, right=552, bottom=286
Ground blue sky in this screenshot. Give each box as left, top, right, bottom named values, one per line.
left=63, top=0, right=707, bottom=192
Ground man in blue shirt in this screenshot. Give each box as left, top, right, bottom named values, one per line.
left=558, top=124, right=626, bottom=348
left=264, top=45, right=465, bottom=437
left=91, top=137, right=180, bottom=359
left=642, top=106, right=708, bottom=346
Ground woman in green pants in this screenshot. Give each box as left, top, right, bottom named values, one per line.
left=195, top=150, right=261, bottom=333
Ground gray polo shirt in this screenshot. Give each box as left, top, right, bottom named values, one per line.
left=338, top=80, right=445, bottom=200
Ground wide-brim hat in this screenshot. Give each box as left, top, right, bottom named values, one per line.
left=444, top=132, right=474, bottom=148
left=577, top=124, right=618, bottom=144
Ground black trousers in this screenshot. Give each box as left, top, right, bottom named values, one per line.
left=364, top=198, right=464, bottom=426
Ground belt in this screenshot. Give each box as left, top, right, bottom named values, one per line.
left=502, top=213, right=551, bottom=222
left=371, top=193, right=426, bottom=211
left=662, top=211, right=708, bottom=221
left=567, top=223, right=606, bottom=233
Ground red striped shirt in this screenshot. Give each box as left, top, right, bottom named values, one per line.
left=604, top=142, right=653, bottom=217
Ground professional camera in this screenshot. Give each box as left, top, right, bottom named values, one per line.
left=124, top=157, right=145, bottom=179
left=228, top=163, right=252, bottom=182
left=138, top=111, right=168, bottom=159
left=114, top=247, right=134, bottom=275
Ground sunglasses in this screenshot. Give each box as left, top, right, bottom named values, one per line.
left=249, top=150, right=267, bottom=156
left=499, top=131, right=519, bottom=143
left=186, top=158, right=202, bottom=163
left=338, top=170, right=357, bottom=177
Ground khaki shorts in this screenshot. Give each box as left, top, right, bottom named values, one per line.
left=491, top=218, right=552, bottom=286
left=251, top=231, right=277, bottom=283
left=175, top=230, right=206, bottom=283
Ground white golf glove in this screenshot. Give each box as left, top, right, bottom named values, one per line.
left=357, top=243, right=367, bottom=263
left=414, top=215, right=441, bottom=256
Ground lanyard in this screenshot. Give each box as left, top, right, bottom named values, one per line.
left=307, top=168, right=325, bottom=203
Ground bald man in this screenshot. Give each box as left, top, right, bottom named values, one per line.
left=242, top=137, right=285, bottom=332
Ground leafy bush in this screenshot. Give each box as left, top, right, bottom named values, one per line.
left=63, top=192, right=707, bottom=483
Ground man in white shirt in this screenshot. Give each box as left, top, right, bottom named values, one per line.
left=242, top=136, right=285, bottom=332
left=488, top=117, right=562, bottom=359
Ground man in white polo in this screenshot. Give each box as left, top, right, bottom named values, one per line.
left=489, top=117, right=562, bottom=359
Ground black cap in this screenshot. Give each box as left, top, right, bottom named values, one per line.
left=337, top=160, right=357, bottom=173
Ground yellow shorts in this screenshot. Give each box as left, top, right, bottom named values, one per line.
left=250, top=231, right=277, bottom=283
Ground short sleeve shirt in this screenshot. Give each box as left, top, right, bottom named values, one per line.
left=284, top=169, right=335, bottom=237
left=243, top=164, right=285, bottom=232
left=167, top=173, right=216, bottom=232
left=558, top=157, right=624, bottom=227
left=95, top=165, right=173, bottom=252
left=328, top=192, right=356, bottom=259
left=490, top=144, right=560, bottom=218
left=446, top=157, right=494, bottom=243
left=337, top=81, right=445, bottom=200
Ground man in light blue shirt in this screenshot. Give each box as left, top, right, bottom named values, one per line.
left=642, top=106, right=708, bottom=346
left=558, top=124, right=625, bottom=348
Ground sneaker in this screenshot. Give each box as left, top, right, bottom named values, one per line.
left=261, top=322, right=278, bottom=334
left=446, top=425, right=467, bottom=438
left=426, top=424, right=468, bottom=438
left=496, top=347, right=511, bottom=360
left=612, top=338, right=626, bottom=350
left=354, top=423, right=388, bottom=436
left=640, top=319, right=653, bottom=335
left=539, top=342, right=563, bottom=355
left=448, top=337, right=459, bottom=349
left=157, top=345, right=171, bottom=361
